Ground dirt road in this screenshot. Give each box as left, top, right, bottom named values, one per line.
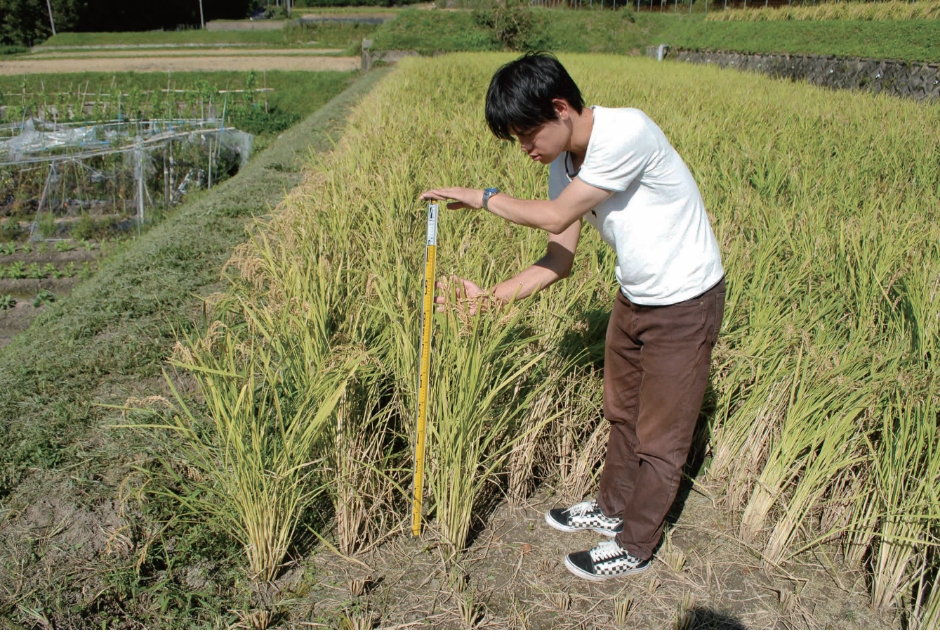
left=0, top=55, right=360, bottom=75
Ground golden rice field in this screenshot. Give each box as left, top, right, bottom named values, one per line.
left=708, top=0, right=940, bottom=21
left=138, top=54, right=940, bottom=628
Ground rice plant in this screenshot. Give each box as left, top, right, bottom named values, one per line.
left=158, top=52, right=940, bottom=625
left=137, top=327, right=355, bottom=581
left=425, top=296, right=547, bottom=551
left=708, top=0, right=940, bottom=22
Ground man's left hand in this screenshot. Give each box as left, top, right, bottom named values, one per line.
left=420, top=187, right=483, bottom=210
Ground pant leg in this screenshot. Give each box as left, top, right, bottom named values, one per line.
left=615, top=278, right=726, bottom=560
left=596, top=289, right=643, bottom=518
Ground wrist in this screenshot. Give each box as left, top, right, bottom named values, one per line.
left=482, top=187, right=500, bottom=212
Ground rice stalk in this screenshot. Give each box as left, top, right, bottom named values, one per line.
left=869, top=391, right=940, bottom=610
left=135, top=331, right=354, bottom=581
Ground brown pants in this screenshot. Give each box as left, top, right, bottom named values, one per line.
left=597, top=277, right=725, bottom=560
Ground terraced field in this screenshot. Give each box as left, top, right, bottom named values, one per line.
left=132, top=53, right=937, bottom=628
left=1, top=48, right=938, bottom=629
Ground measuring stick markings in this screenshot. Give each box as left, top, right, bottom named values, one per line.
left=412, top=199, right=439, bottom=537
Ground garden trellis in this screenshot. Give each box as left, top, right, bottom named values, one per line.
left=0, top=117, right=252, bottom=239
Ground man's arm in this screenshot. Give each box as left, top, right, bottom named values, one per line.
left=421, top=178, right=611, bottom=235
left=494, top=218, right=582, bottom=303
left=435, top=220, right=582, bottom=311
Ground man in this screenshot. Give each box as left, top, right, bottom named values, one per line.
left=420, top=52, right=725, bottom=581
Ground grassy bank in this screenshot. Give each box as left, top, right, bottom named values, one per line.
left=370, top=8, right=647, bottom=54
left=42, top=22, right=376, bottom=51
left=368, top=8, right=940, bottom=62
left=652, top=15, right=940, bottom=62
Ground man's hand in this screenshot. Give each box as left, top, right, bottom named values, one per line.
left=423, top=179, right=610, bottom=235
left=421, top=187, right=484, bottom=211
left=435, top=276, right=491, bottom=315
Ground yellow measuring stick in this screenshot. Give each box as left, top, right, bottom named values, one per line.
left=412, top=199, right=439, bottom=537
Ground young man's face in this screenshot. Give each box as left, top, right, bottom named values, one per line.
left=510, top=100, right=573, bottom=165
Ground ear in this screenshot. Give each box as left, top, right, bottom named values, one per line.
left=552, top=98, right=571, bottom=121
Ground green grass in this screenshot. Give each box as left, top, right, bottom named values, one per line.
left=41, top=22, right=376, bottom=50
left=43, top=30, right=291, bottom=46
left=370, top=9, right=499, bottom=53
left=370, top=8, right=648, bottom=54
left=369, top=9, right=940, bottom=63
left=294, top=5, right=415, bottom=13
left=648, top=15, right=940, bottom=63
left=0, top=45, right=29, bottom=56
left=0, top=69, right=381, bottom=500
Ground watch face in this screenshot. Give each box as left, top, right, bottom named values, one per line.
left=483, top=188, right=498, bottom=209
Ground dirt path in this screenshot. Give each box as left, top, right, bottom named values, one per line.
left=0, top=56, right=360, bottom=75
left=26, top=48, right=345, bottom=59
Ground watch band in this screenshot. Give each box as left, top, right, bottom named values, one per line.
left=482, top=187, right=500, bottom=212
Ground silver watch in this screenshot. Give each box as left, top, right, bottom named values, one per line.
left=482, top=187, right=500, bottom=211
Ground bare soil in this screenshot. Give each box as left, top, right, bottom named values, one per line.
left=0, top=249, right=97, bottom=267
left=0, top=470, right=899, bottom=629
left=294, top=490, right=897, bottom=630
left=0, top=56, right=360, bottom=75
left=0, top=300, right=44, bottom=348
left=0, top=277, right=79, bottom=296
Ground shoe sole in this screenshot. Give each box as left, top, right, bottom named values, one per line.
left=543, top=510, right=620, bottom=538
left=563, top=555, right=650, bottom=582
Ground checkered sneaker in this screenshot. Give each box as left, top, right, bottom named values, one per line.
left=564, top=540, right=651, bottom=582
left=544, top=500, right=623, bottom=537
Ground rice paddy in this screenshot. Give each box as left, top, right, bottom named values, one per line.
left=708, top=0, right=940, bottom=22
left=126, top=53, right=940, bottom=628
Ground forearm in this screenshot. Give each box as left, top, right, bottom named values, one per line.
left=492, top=258, right=568, bottom=303
left=487, top=193, right=573, bottom=235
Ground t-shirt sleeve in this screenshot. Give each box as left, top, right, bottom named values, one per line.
left=577, top=113, right=658, bottom=193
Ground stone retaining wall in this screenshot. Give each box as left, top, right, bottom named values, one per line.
left=646, top=46, right=940, bottom=102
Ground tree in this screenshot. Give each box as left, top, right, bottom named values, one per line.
left=0, top=0, right=81, bottom=47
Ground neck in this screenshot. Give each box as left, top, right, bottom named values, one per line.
left=566, top=106, right=594, bottom=168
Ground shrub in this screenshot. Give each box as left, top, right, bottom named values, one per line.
left=473, top=0, right=535, bottom=51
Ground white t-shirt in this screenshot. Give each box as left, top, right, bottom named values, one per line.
left=549, top=106, right=724, bottom=306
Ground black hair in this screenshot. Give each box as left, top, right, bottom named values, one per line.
left=485, top=52, right=584, bottom=141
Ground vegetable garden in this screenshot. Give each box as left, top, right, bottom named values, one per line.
left=0, top=75, right=272, bottom=241
left=0, top=69, right=354, bottom=355
left=123, top=53, right=940, bottom=628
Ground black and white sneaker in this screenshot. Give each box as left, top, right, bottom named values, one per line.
left=545, top=500, right=623, bottom=538
left=564, top=540, right=651, bottom=581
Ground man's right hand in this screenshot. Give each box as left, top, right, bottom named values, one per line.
left=435, top=276, right=490, bottom=315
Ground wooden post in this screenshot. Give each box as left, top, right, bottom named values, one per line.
left=45, top=0, right=56, bottom=36
left=136, top=145, right=144, bottom=232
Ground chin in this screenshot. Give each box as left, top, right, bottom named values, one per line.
left=531, top=152, right=557, bottom=165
